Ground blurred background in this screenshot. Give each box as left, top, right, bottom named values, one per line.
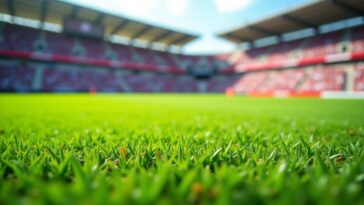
left=0, top=0, right=363, bottom=98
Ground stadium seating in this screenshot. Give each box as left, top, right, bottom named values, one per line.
left=0, top=62, right=35, bottom=92
left=81, top=38, right=107, bottom=59
left=302, top=31, right=345, bottom=58
left=207, top=75, right=240, bottom=93
left=1, top=24, right=38, bottom=52
left=42, top=66, right=121, bottom=92
left=233, top=72, right=269, bottom=93
left=232, top=65, right=347, bottom=94
left=46, top=32, right=75, bottom=56
left=299, top=67, right=345, bottom=92
left=1, top=22, right=364, bottom=93
left=256, top=69, right=305, bottom=92
left=232, top=30, right=349, bottom=66
left=352, top=26, right=364, bottom=53
left=354, top=63, right=364, bottom=91
left=1, top=23, right=363, bottom=68
left=0, top=59, right=202, bottom=92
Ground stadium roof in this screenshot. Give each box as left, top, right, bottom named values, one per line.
left=219, top=0, right=364, bottom=44
left=0, top=0, right=198, bottom=47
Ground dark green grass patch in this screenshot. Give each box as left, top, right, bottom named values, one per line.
left=0, top=94, right=364, bottom=205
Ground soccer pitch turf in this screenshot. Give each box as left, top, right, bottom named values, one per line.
left=0, top=94, right=364, bottom=205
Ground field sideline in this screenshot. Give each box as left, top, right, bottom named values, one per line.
left=1, top=94, right=364, bottom=204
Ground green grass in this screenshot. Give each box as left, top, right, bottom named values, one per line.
left=1, top=94, right=364, bottom=205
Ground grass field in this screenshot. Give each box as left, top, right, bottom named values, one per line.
left=1, top=94, right=364, bottom=205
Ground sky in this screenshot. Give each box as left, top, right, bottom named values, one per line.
left=63, top=0, right=313, bottom=54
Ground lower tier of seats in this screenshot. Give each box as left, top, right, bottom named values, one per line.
left=0, top=59, right=363, bottom=93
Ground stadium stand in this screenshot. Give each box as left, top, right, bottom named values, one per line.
left=354, top=63, right=364, bottom=91
left=352, top=26, right=364, bottom=53
left=233, top=72, right=269, bottom=93
left=0, top=0, right=364, bottom=95
left=299, top=66, right=346, bottom=92
left=0, top=61, right=34, bottom=92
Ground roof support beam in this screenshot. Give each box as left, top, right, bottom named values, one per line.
left=166, top=45, right=182, bottom=54
left=147, top=30, right=173, bottom=48
left=225, top=35, right=241, bottom=44
left=174, top=46, right=184, bottom=54
left=226, top=33, right=252, bottom=44
left=70, top=6, right=79, bottom=18
left=6, top=0, right=15, bottom=17
left=331, top=0, right=364, bottom=16
left=150, top=30, right=173, bottom=42
left=94, top=13, right=105, bottom=24
left=281, top=14, right=318, bottom=28
left=163, top=45, right=172, bottom=52
left=248, top=26, right=279, bottom=36
left=110, top=20, right=129, bottom=35
left=168, top=35, right=191, bottom=46
left=130, top=26, right=152, bottom=40
left=40, top=0, right=49, bottom=28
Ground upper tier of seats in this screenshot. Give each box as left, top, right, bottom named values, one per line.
left=1, top=23, right=364, bottom=74
left=0, top=23, right=225, bottom=73
left=221, top=27, right=364, bottom=69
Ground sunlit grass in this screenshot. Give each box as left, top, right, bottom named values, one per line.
left=0, top=94, right=364, bottom=204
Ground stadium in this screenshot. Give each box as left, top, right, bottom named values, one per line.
left=0, top=0, right=364, bottom=204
